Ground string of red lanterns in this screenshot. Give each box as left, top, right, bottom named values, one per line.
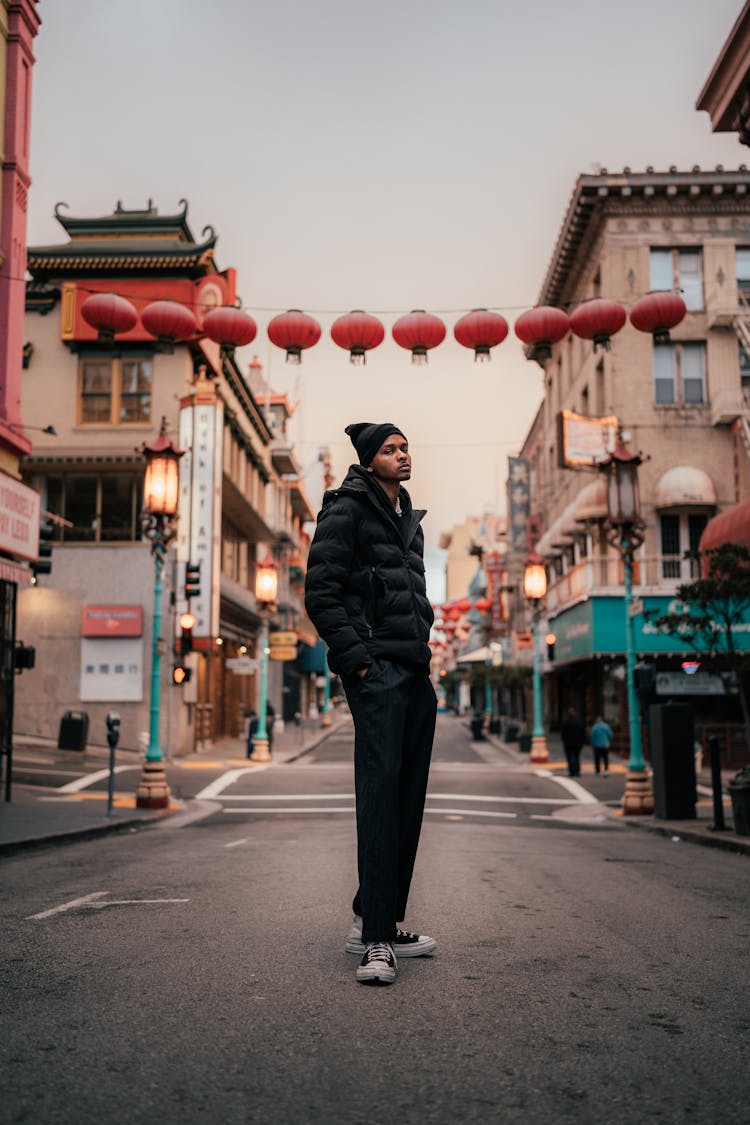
left=80, top=291, right=688, bottom=364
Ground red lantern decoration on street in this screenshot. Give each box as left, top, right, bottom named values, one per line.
left=514, top=306, right=569, bottom=359
left=202, top=307, right=257, bottom=354
left=454, top=597, right=472, bottom=614
left=474, top=597, right=492, bottom=612
left=141, top=301, right=197, bottom=349
left=331, top=310, right=385, bottom=365
left=629, top=291, right=687, bottom=344
left=453, top=309, right=509, bottom=362
left=267, top=309, right=321, bottom=364
left=391, top=310, right=446, bottom=365
left=442, top=620, right=457, bottom=633
left=569, top=298, right=626, bottom=351
left=81, top=293, right=138, bottom=341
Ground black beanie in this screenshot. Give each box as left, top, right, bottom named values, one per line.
left=345, top=422, right=407, bottom=467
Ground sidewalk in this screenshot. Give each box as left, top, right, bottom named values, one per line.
left=0, top=711, right=348, bottom=855
left=479, top=719, right=750, bottom=857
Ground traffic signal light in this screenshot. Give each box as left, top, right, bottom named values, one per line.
left=14, top=643, right=36, bottom=671
left=545, top=632, right=556, bottom=661
left=185, top=562, right=201, bottom=599
left=179, top=611, right=195, bottom=655
left=172, top=664, right=192, bottom=686
left=32, top=519, right=54, bottom=581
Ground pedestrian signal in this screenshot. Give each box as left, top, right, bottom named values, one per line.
left=172, top=664, right=192, bottom=686
left=185, top=562, right=201, bottom=599
left=545, top=632, right=556, bottom=661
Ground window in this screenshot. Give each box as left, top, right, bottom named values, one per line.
left=660, top=513, right=708, bottom=580
left=650, top=248, right=703, bottom=311
left=34, top=474, right=142, bottom=542
left=737, top=247, right=750, bottom=290
left=653, top=342, right=706, bottom=406
left=79, top=355, right=152, bottom=425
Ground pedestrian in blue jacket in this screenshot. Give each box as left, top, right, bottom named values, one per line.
left=589, top=716, right=613, bottom=775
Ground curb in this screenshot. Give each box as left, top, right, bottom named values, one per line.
left=624, top=817, right=750, bottom=856
left=0, top=807, right=176, bottom=857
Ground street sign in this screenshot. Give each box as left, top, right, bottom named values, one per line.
left=269, top=646, right=298, bottom=661
left=225, top=657, right=259, bottom=675
left=270, top=632, right=298, bottom=647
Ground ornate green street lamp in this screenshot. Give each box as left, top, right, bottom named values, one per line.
left=599, top=437, right=654, bottom=815
left=523, top=553, right=549, bottom=763
left=137, top=417, right=183, bottom=809
left=250, top=554, right=278, bottom=762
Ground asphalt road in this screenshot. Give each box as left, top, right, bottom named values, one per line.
left=2, top=716, right=749, bottom=1124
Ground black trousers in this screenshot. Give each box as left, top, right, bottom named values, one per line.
left=342, top=658, right=437, bottom=944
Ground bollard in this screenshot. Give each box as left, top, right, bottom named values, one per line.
left=708, top=735, right=727, bottom=832
left=106, top=712, right=121, bottom=816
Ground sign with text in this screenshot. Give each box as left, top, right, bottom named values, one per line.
left=269, top=646, right=298, bottom=661
left=557, top=411, right=618, bottom=468
left=178, top=395, right=224, bottom=639
left=80, top=637, right=143, bottom=701
left=82, top=605, right=143, bottom=637
left=506, top=457, right=531, bottom=553
left=270, top=632, right=298, bottom=646
left=0, top=474, right=40, bottom=561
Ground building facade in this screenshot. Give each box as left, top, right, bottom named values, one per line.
left=510, top=167, right=750, bottom=753
left=16, top=200, right=315, bottom=754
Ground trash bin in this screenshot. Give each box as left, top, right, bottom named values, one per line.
left=58, top=710, right=89, bottom=751
left=649, top=703, right=696, bottom=819
left=504, top=722, right=520, bottom=742
left=489, top=718, right=501, bottom=735
left=519, top=733, right=532, bottom=754
left=470, top=715, right=485, bottom=741
left=729, top=769, right=750, bottom=836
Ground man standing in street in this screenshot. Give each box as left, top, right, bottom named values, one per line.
left=560, top=706, right=586, bottom=778
left=305, top=422, right=437, bottom=986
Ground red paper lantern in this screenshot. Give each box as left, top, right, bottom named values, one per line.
left=439, top=602, right=453, bottom=615
left=442, top=620, right=457, bottom=632
left=474, top=597, right=492, bottom=612
left=141, top=301, right=197, bottom=349
left=453, top=309, right=509, bottom=362
left=514, top=306, right=569, bottom=359
left=331, top=310, right=385, bottom=365
left=569, top=298, right=626, bottom=351
left=391, top=310, right=446, bottom=364
left=202, top=307, right=257, bottom=353
left=454, top=597, right=472, bottom=614
left=629, top=291, right=687, bottom=344
left=267, top=309, right=321, bottom=364
left=81, top=293, right=138, bottom=341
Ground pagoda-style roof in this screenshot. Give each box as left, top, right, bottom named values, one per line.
left=537, top=166, right=750, bottom=307
left=27, top=199, right=219, bottom=280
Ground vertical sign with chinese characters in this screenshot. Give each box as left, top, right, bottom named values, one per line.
left=484, top=550, right=507, bottom=633
left=507, top=457, right=531, bottom=554
left=178, top=390, right=224, bottom=639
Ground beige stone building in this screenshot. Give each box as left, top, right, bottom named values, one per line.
left=512, top=166, right=750, bottom=748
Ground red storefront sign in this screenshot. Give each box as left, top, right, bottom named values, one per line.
left=82, top=605, right=143, bottom=637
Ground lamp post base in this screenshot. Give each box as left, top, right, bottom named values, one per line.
left=530, top=735, right=549, bottom=763
left=135, top=760, right=171, bottom=809
left=621, top=768, right=654, bottom=815
left=320, top=710, right=332, bottom=728
left=250, top=737, right=271, bottom=763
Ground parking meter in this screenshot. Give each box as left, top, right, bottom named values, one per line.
left=105, top=712, right=121, bottom=815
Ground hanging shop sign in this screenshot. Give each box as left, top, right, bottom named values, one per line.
left=269, top=632, right=298, bottom=647
left=506, top=457, right=531, bottom=554
left=557, top=410, right=618, bottom=468
left=0, top=474, right=40, bottom=561
left=269, top=646, right=298, bottom=661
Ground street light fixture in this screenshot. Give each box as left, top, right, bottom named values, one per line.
left=137, top=416, right=183, bottom=809
left=599, top=436, right=654, bottom=815
left=523, top=552, right=549, bottom=763
left=250, top=553, right=278, bottom=762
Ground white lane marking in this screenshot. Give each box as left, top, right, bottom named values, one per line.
left=216, top=792, right=353, bottom=801
left=428, top=793, right=571, bottom=805
left=534, top=770, right=599, bottom=805
left=57, top=766, right=137, bottom=794
left=85, top=899, right=189, bottom=909
left=213, top=792, right=570, bottom=805
left=28, top=892, right=108, bottom=919
left=224, top=837, right=250, bottom=848
left=194, top=766, right=269, bottom=800
left=222, top=806, right=517, bottom=819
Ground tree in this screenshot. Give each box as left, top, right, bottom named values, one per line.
left=647, top=543, right=750, bottom=747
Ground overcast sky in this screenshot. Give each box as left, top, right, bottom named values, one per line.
left=26, top=0, right=745, bottom=598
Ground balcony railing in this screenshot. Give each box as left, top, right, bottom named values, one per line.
left=545, top=555, right=701, bottom=614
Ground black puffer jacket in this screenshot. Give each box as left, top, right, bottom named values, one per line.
left=305, top=465, right=434, bottom=676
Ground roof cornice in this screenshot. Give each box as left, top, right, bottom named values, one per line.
left=697, top=1, right=750, bottom=131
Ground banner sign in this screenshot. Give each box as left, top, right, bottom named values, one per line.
left=557, top=410, right=618, bottom=468
left=178, top=394, right=224, bottom=638
left=0, top=474, right=40, bottom=561
left=506, top=457, right=531, bottom=553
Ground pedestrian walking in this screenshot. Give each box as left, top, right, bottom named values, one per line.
left=305, top=422, right=437, bottom=986
left=589, top=715, right=613, bottom=775
left=560, top=706, right=585, bottom=777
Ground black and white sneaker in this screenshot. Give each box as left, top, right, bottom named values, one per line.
left=356, top=941, right=397, bottom=985
left=346, top=915, right=437, bottom=958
